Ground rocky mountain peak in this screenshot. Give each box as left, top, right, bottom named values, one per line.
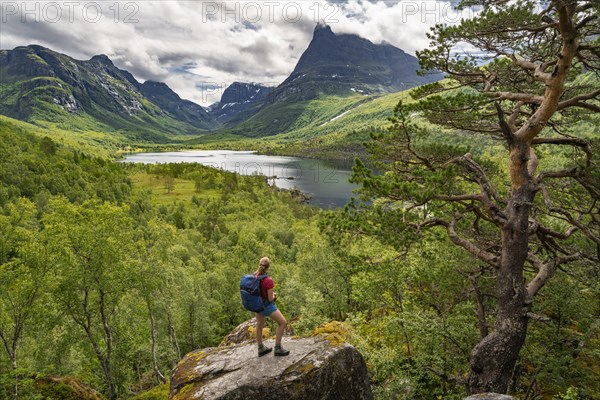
left=89, top=54, right=114, bottom=66
left=313, top=22, right=335, bottom=36
left=282, top=23, right=441, bottom=96
left=209, top=81, right=271, bottom=124
left=220, top=82, right=270, bottom=104
left=141, top=80, right=179, bottom=99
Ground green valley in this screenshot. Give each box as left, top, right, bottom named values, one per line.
left=1, top=79, right=598, bottom=399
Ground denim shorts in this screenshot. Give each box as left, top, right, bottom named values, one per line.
left=258, top=301, right=278, bottom=317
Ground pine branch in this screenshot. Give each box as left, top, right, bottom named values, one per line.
left=527, top=253, right=582, bottom=296
left=446, top=215, right=499, bottom=266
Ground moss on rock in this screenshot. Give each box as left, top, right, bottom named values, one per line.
left=34, top=375, right=105, bottom=400
left=130, top=383, right=170, bottom=400
left=311, top=321, right=348, bottom=346
left=171, top=382, right=196, bottom=400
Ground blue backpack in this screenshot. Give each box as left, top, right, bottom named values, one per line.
left=240, top=274, right=268, bottom=312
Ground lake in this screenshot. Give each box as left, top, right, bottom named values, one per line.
left=121, top=150, right=359, bottom=208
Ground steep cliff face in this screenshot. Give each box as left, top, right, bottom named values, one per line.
left=169, top=336, right=373, bottom=400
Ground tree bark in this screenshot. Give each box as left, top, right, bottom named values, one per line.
left=83, top=322, right=115, bottom=400
left=136, top=350, right=142, bottom=391
left=0, top=329, right=18, bottom=400
left=188, top=305, right=195, bottom=350
left=147, top=299, right=166, bottom=383
left=12, top=354, right=18, bottom=400
left=468, top=142, right=535, bottom=393
left=165, top=305, right=182, bottom=361
left=470, top=274, right=489, bottom=340
left=99, top=289, right=116, bottom=400
left=9, top=327, right=19, bottom=400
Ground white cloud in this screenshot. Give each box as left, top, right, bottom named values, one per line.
left=0, top=1, right=466, bottom=105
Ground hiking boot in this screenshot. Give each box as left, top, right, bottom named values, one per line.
left=258, top=344, right=272, bottom=357
left=274, top=345, right=290, bottom=356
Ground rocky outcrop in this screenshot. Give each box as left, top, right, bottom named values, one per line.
left=219, top=317, right=271, bottom=347
left=169, top=337, right=373, bottom=400
left=464, top=394, right=517, bottom=400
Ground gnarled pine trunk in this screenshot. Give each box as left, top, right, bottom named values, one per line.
left=468, top=142, right=535, bottom=393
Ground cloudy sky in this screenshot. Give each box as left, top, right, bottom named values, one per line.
left=0, top=1, right=470, bottom=105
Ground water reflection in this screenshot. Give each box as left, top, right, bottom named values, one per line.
left=121, top=150, right=359, bottom=208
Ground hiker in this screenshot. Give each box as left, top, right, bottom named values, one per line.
left=255, top=257, right=290, bottom=357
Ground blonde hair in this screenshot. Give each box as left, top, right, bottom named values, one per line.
left=257, top=257, right=271, bottom=275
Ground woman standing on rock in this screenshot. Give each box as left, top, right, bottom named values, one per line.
left=255, top=257, right=290, bottom=357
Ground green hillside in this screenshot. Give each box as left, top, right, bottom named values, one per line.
left=0, top=115, right=127, bottom=158
left=222, top=93, right=371, bottom=137
left=188, top=88, right=420, bottom=159
left=0, top=46, right=216, bottom=143
left=191, top=71, right=600, bottom=160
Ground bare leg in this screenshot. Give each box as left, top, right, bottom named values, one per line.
left=255, top=314, right=273, bottom=356
left=269, top=310, right=287, bottom=346
left=255, top=314, right=265, bottom=346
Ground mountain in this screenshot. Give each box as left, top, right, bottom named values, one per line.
left=0, top=45, right=217, bottom=141
left=0, top=28, right=442, bottom=142
left=283, top=23, right=441, bottom=96
left=221, top=24, right=443, bottom=137
left=208, top=82, right=271, bottom=124
left=139, top=80, right=214, bottom=130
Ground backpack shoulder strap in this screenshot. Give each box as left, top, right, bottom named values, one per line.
left=255, top=274, right=269, bottom=291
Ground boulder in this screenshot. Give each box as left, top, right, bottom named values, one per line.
left=219, top=317, right=271, bottom=347
left=169, top=337, right=373, bottom=400
left=465, top=394, right=517, bottom=400
left=220, top=317, right=295, bottom=347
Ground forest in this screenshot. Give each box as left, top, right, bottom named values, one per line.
left=0, top=100, right=598, bottom=400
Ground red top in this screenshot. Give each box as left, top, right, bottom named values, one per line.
left=260, top=276, right=274, bottom=301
